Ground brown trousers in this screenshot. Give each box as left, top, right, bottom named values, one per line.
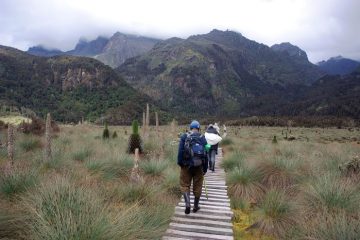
left=180, top=166, right=204, bottom=198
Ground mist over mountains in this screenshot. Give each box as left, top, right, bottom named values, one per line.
left=0, top=29, right=358, bottom=123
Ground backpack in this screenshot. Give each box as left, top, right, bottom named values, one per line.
left=183, top=133, right=206, bottom=167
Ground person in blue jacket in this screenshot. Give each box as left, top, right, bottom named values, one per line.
left=177, top=120, right=208, bottom=214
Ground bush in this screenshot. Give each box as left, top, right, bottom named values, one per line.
left=19, top=136, right=42, bottom=152
left=0, top=171, right=38, bottom=198
left=112, top=131, right=118, bottom=138
left=127, top=120, right=142, bottom=154
left=102, top=123, right=109, bottom=139
left=19, top=117, right=59, bottom=135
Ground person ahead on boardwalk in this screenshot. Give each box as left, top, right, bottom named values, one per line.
left=205, top=124, right=222, bottom=172
left=177, top=120, right=208, bottom=214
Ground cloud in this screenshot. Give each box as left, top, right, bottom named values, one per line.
left=0, top=0, right=359, bottom=62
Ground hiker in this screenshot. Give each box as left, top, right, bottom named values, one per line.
left=205, top=124, right=222, bottom=172
left=177, top=120, right=208, bottom=214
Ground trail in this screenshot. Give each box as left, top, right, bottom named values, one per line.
left=163, top=148, right=234, bottom=240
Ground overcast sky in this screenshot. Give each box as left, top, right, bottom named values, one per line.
left=0, top=0, right=359, bottom=63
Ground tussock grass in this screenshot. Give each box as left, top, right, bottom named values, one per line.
left=227, top=166, right=264, bottom=202
left=19, top=136, right=42, bottom=152
left=258, top=156, right=301, bottom=189
left=221, top=138, right=234, bottom=146
left=0, top=170, right=38, bottom=198
left=71, top=148, right=93, bottom=162
left=255, top=189, right=298, bottom=238
left=23, top=177, right=114, bottom=239
left=0, top=209, right=28, bottom=239
left=162, top=168, right=180, bottom=195
left=117, top=183, right=155, bottom=203
left=303, top=173, right=360, bottom=215
left=304, top=213, right=360, bottom=240
left=222, top=151, right=246, bottom=171
left=141, top=159, right=168, bottom=176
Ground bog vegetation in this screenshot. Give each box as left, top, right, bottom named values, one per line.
left=222, top=126, right=360, bottom=239
left=0, top=113, right=359, bottom=239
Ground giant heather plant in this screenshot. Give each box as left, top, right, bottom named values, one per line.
left=127, top=120, right=142, bottom=154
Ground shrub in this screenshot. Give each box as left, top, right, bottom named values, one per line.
left=19, top=116, right=59, bottom=135
left=19, top=136, right=42, bottom=152
left=112, top=131, right=118, bottom=138
left=255, top=189, right=298, bottom=238
left=127, top=120, right=142, bottom=154
left=0, top=170, right=38, bottom=198
left=227, top=166, right=264, bottom=202
left=102, top=123, right=109, bottom=139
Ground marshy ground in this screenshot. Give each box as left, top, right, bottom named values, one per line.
left=0, top=124, right=359, bottom=239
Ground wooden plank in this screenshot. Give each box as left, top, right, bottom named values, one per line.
left=171, top=217, right=233, bottom=228
left=165, top=229, right=233, bottom=240
left=169, top=223, right=233, bottom=235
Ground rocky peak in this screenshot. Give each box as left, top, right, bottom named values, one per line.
left=271, top=42, right=309, bottom=62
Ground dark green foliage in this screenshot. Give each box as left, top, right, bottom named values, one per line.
left=102, top=123, right=109, bottom=139
left=127, top=133, right=142, bottom=154
left=0, top=46, right=154, bottom=124
left=127, top=120, right=142, bottom=154
left=272, top=135, right=278, bottom=144
left=112, top=131, right=118, bottom=138
left=132, top=120, right=139, bottom=135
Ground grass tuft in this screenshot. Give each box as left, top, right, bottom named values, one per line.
left=255, top=189, right=298, bottom=238
left=0, top=170, right=38, bottom=198
left=19, top=137, right=42, bottom=152
left=221, top=151, right=246, bottom=171
left=140, top=159, right=168, bottom=176
left=227, top=166, right=264, bottom=202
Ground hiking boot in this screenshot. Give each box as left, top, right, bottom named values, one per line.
left=183, top=192, right=191, bottom=214
left=193, top=197, right=200, bottom=213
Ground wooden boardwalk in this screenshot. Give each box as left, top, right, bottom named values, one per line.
left=163, top=149, right=234, bottom=240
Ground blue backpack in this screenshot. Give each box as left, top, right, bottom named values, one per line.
left=183, top=133, right=206, bottom=167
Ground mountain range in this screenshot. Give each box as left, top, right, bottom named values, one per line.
left=28, top=32, right=160, bottom=68
left=1, top=29, right=359, bottom=123
left=0, top=45, right=163, bottom=124
left=317, top=56, right=360, bottom=75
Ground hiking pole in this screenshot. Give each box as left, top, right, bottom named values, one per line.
left=203, top=178, right=208, bottom=199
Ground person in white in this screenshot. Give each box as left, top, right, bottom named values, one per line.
left=204, top=124, right=222, bottom=172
